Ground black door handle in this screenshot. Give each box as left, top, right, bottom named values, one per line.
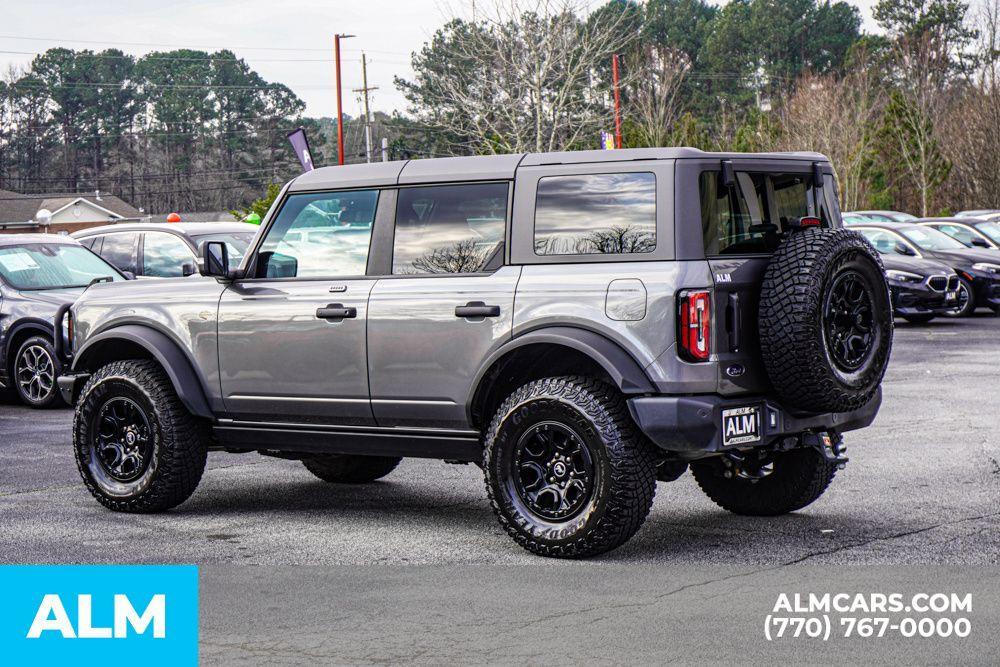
left=316, top=303, right=357, bottom=320
left=455, top=301, right=501, bottom=318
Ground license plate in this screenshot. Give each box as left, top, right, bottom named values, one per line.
left=722, top=406, right=762, bottom=447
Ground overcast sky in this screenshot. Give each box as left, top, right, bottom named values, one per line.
left=1, top=0, right=882, bottom=118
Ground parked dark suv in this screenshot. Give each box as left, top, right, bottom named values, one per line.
left=73, top=222, right=257, bottom=278
left=0, top=234, right=125, bottom=408
left=56, top=149, right=893, bottom=558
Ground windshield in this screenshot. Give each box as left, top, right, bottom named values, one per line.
left=900, top=226, right=967, bottom=251
left=0, top=243, right=124, bottom=290
left=191, top=232, right=256, bottom=262
left=974, top=221, right=1000, bottom=245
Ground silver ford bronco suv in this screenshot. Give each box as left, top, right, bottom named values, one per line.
left=55, top=148, right=892, bottom=558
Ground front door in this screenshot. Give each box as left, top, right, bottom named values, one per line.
left=217, top=188, right=381, bottom=425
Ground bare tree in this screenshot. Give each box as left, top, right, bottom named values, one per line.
left=625, top=45, right=690, bottom=148
left=399, top=0, right=638, bottom=154
left=777, top=64, right=883, bottom=211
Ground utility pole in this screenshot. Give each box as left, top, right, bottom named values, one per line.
left=352, top=53, right=379, bottom=163
left=381, top=137, right=389, bottom=162
left=334, top=33, right=355, bottom=165
left=612, top=53, right=622, bottom=150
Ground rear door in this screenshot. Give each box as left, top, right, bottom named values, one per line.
left=366, top=181, right=517, bottom=429
left=686, top=159, right=839, bottom=396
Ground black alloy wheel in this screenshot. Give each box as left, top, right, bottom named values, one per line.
left=823, top=270, right=876, bottom=372
left=510, top=421, right=597, bottom=522
left=94, top=397, right=153, bottom=483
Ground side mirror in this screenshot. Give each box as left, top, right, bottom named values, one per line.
left=895, top=242, right=916, bottom=256
left=971, top=236, right=990, bottom=248
left=182, top=261, right=198, bottom=277
left=201, top=241, right=230, bottom=278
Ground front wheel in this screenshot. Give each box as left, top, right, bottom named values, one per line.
left=73, top=359, right=208, bottom=512
left=691, top=447, right=837, bottom=516
left=483, top=376, right=658, bottom=559
left=13, top=335, right=64, bottom=408
left=944, top=276, right=975, bottom=317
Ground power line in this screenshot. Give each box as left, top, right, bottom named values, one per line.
left=0, top=34, right=414, bottom=59
left=0, top=49, right=398, bottom=64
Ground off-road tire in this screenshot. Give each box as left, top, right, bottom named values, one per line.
left=483, top=376, right=658, bottom=559
left=12, top=335, right=65, bottom=409
left=73, top=359, right=208, bottom=512
left=901, top=313, right=935, bottom=324
left=691, top=448, right=837, bottom=516
left=759, top=228, right=892, bottom=414
left=944, top=276, right=975, bottom=318
left=302, top=454, right=401, bottom=483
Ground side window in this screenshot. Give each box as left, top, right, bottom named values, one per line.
left=534, top=172, right=656, bottom=255
left=78, top=236, right=98, bottom=250
left=392, top=183, right=507, bottom=274
left=936, top=224, right=976, bottom=247
left=97, top=232, right=138, bottom=272
left=858, top=229, right=898, bottom=254
left=255, top=190, right=378, bottom=278
left=143, top=232, right=195, bottom=277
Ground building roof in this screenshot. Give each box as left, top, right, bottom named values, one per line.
left=0, top=191, right=141, bottom=224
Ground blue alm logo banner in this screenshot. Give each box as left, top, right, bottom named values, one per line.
left=0, top=565, right=198, bottom=666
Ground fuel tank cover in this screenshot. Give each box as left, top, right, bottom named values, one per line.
left=605, top=279, right=647, bottom=321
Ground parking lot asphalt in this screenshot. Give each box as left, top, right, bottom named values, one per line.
left=1, top=315, right=998, bottom=663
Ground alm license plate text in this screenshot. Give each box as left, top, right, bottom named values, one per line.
left=721, top=406, right=761, bottom=446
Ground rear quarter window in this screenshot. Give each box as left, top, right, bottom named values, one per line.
left=533, top=172, right=656, bottom=256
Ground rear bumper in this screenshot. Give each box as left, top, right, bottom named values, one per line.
left=627, top=388, right=881, bottom=454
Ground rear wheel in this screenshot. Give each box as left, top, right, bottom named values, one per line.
left=483, top=376, right=657, bottom=559
left=302, top=454, right=401, bottom=483
left=13, top=336, right=64, bottom=409
left=691, top=448, right=837, bottom=516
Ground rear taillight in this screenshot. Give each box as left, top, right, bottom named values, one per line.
left=678, top=290, right=711, bottom=362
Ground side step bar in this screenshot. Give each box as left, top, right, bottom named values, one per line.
left=213, top=421, right=483, bottom=462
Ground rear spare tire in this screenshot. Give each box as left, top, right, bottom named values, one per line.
left=759, top=228, right=892, bottom=414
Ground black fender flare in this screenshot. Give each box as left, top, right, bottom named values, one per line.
left=468, top=326, right=655, bottom=422
left=72, top=324, right=214, bottom=418
left=4, top=319, right=55, bottom=367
